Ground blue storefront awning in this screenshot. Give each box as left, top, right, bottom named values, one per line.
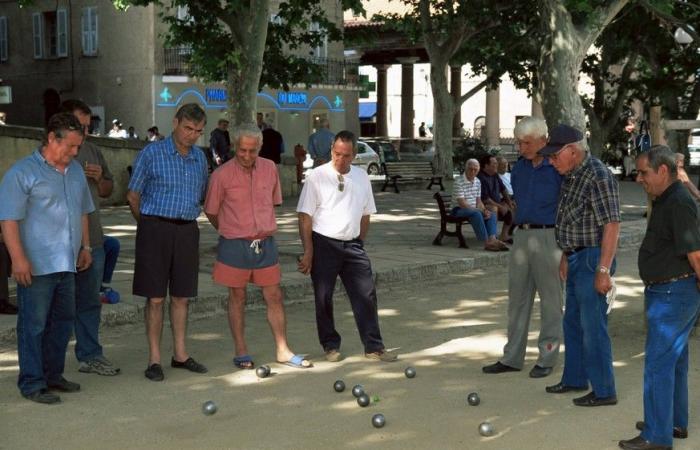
left=359, top=102, right=377, bottom=121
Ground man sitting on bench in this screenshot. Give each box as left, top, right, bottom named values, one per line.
left=478, top=154, right=516, bottom=243
left=451, top=159, right=508, bottom=252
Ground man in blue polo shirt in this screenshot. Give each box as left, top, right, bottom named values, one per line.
left=127, top=103, right=209, bottom=382
left=483, top=117, right=564, bottom=378
left=0, top=113, right=95, bottom=404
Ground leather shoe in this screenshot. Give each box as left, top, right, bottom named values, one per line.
left=145, top=363, right=164, bottom=381
left=171, top=357, right=208, bottom=373
left=529, top=365, right=552, bottom=378
left=47, top=377, right=81, bottom=392
left=545, top=382, right=588, bottom=394
left=23, top=388, right=61, bottom=404
left=635, top=421, right=687, bottom=439
left=618, top=435, right=671, bottom=450
left=482, top=361, right=520, bottom=374
left=573, top=391, right=617, bottom=407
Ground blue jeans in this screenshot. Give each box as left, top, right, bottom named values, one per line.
left=560, top=247, right=616, bottom=398
left=16, top=272, right=76, bottom=396
left=102, top=236, right=120, bottom=285
left=74, top=247, right=105, bottom=362
left=450, top=207, right=497, bottom=242
left=641, top=276, right=700, bottom=446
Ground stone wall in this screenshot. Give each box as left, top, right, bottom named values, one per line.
left=0, top=125, right=302, bottom=205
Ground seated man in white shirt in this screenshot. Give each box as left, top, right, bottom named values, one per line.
left=451, top=159, right=508, bottom=252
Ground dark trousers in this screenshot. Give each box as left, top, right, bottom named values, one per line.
left=310, top=232, right=384, bottom=353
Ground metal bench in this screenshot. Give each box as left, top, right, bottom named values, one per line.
left=381, top=161, right=444, bottom=193
left=432, top=192, right=468, bottom=248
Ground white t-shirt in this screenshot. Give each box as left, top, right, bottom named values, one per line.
left=296, top=162, right=377, bottom=241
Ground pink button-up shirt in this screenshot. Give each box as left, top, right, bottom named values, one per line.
left=204, top=157, right=282, bottom=240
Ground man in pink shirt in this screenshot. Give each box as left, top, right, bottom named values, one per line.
left=204, top=123, right=312, bottom=370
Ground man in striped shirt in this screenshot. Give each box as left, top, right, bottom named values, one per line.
left=451, top=159, right=508, bottom=251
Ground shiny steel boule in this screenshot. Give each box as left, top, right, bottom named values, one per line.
left=357, top=393, right=370, bottom=407
left=478, top=422, right=495, bottom=436
left=256, top=366, right=269, bottom=378
left=404, top=367, right=416, bottom=378
left=372, top=413, right=386, bottom=428
left=333, top=380, right=346, bottom=392
left=467, top=392, right=480, bottom=406
left=202, top=400, right=217, bottom=416
left=352, top=384, right=365, bottom=398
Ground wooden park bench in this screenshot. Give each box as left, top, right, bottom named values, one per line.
left=432, top=192, right=468, bottom=248
left=381, top=161, right=444, bottom=194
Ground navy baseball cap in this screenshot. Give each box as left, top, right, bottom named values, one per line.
left=538, top=124, right=584, bottom=156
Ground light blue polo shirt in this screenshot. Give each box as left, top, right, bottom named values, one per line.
left=0, top=149, right=95, bottom=275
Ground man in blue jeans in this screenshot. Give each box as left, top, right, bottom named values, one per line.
left=541, top=124, right=620, bottom=407
left=451, top=159, right=508, bottom=251
left=619, top=146, right=700, bottom=450
left=0, top=113, right=94, bottom=404
left=61, top=100, right=120, bottom=376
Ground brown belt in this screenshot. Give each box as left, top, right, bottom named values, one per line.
left=644, top=272, right=695, bottom=287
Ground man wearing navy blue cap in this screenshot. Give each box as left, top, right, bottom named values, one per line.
left=541, top=124, right=621, bottom=407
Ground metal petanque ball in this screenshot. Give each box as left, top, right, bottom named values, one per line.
left=256, top=365, right=270, bottom=378
left=357, top=393, right=370, bottom=407
left=404, top=367, right=416, bottom=378
left=467, top=392, right=480, bottom=406
left=352, top=384, right=365, bottom=398
left=201, top=400, right=217, bottom=416
left=371, top=413, right=386, bottom=428
left=478, top=421, right=495, bottom=437
left=333, top=380, right=346, bottom=392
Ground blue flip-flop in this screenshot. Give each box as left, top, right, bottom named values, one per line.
left=233, top=355, right=254, bottom=369
left=280, top=354, right=313, bottom=369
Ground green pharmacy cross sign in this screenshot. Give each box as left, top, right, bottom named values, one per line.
left=359, top=75, right=376, bottom=99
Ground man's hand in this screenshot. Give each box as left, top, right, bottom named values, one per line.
left=483, top=208, right=491, bottom=220
left=594, top=271, right=613, bottom=295
left=84, top=162, right=103, bottom=182
left=297, top=252, right=313, bottom=275
left=77, top=248, right=93, bottom=271
left=559, top=255, right=568, bottom=281
left=12, top=254, right=32, bottom=286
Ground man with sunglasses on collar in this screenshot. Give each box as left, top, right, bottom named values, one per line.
left=297, top=131, right=397, bottom=363
left=541, top=124, right=620, bottom=408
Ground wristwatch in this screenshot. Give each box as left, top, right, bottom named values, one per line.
left=598, top=265, right=609, bottom=274
left=81, top=245, right=92, bottom=252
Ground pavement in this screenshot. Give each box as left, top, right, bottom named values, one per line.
left=0, top=179, right=651, bottom=343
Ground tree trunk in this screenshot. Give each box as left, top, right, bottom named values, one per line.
left=226, top=1, right=270, bottom=125
left=537, top=3, right=587, bottom=133
left=430, top=61, right=455, bottom=178
left=588, top=116, right=606, bottom=157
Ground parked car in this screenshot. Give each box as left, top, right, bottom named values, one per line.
left=398, top=141, right=435, bottom=162
left=689, top=144, right=700, bottom=167
left=354, top=141, right=381, bottom=175
left=364, top=139, right=398, bottom=174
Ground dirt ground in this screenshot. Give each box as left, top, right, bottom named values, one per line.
left=0, top=248, right=698, bottom=450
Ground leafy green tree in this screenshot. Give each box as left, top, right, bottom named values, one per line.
left=117, top=0, right=362, bottom=124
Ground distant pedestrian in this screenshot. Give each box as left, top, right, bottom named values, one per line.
left=619, top=145, right=700, bottom=450
left=209, top=119, right=231, bottom=167
left=260, top=125, right=284, bottom=164
left=147, top=126, right=163, bottom=142
left=127, top=103, right=209, bottom=382
left=205, top=123, right=312, bottom=371
left=297, top=130, right=398, bottom=363
left=418, top=122, right=427, bottom=138
left=307, top=118, right=334, bottom=167
left=0, top=112, right=94, bottom=404
left=108, top=119, right=127, bottom=138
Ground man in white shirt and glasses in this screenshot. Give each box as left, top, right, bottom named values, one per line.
left=297, top=130, right=397, bottom=363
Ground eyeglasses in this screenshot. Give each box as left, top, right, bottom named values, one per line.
left=337, top=174, right=344, bottom=192
left=549, top=145, right=570, bottom=161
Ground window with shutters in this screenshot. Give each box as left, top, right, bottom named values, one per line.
left=81, top=7, right=98, bottom=56
left=32, top=9, right=68, bottom=59
left=0, top=17, right=7, bottom=62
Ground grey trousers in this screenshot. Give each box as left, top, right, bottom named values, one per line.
left=501, top=228, right=563, bottom=369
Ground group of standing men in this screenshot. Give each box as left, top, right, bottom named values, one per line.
left=478, top=116, right=699, bottom=450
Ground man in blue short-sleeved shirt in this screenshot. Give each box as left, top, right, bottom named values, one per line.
left=0, top=112, right=94, bottom=404
left=127, top=103, right=209, bottom=382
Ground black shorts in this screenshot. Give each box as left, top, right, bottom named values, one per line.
left=133, top=215, right=199, bottom=299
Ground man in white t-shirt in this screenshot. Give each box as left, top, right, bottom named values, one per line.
left=297, top=130, right=398, bottom=363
